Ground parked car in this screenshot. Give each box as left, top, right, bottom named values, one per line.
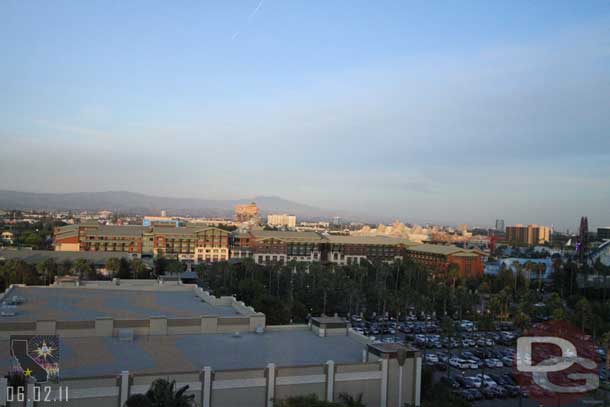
left=441, top=376, right=460, bottom=389
left=474, top=374, right=497, bottom=388
left=465, top=375, right=482, bottom=388
left=503, top=385, right=521, bottom=398
left=480, top=387, right=497, bottom=399
left=449, top=358, right=470, bottom=369
left=461, top=351, right=480, bottom=362
left=465, top=360, right=479, bottom=369
left=455, top=389, right=475, bottom=401
left=425, top=353, right=439, bottom=363
left=454, top=375, right=475, bottom=389
left=485, top=358, right=503, bottom=368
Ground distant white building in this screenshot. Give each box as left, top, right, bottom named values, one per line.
left=1, top=231, right=14, bottom=244
left=267, top=214, right=296, bottom=229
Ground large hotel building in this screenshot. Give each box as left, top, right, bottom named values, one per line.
left=54, top=224, right=486, bottom=277
left=505, top=224, right=551, bottom=245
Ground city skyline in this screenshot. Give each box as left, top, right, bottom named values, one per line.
left=1, top=1, right=609, bottom=230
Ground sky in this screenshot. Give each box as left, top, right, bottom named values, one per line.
left=1, top=1, right=609, bottom=230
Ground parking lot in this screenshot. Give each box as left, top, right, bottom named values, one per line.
left=350, top=316, right=609, bottom=405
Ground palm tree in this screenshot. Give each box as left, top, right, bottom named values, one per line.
left=124, top=394, right=151, bottom=407
left=337, top=393, right=365, bottom=407
left=124, top=378, right=195, bottom=407
left=447, top=263, right=460, bottom=289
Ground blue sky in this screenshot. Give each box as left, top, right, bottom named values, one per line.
left=1, top=1, right=609, bottom=230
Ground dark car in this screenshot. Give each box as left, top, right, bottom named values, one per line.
left=503, top=384, right=521, bottom=398
left=480, top=387, right=497, bottom=399
left=454, top=376, right=474, bottom=389
left=455, top=389, right=474, bottom=401
left=468, top=389, right=484, bottom=400
left=494, top=386, right=509, bottom=399
left=488, top=374, right=507, bottom=386
left=501, top=373, right=517, bottom=385
left=441, top=376, right=460, bottom=389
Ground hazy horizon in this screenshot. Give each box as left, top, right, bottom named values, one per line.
left=1, top=1, right=609, bottom=231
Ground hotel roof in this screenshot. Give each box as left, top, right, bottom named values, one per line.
left=405, top=244, right=484, bottom=256
left=0, top=286, right=240, bottom=321
left=151, top=226, right=229, bottom=235
left=0, top=249, right=135, bottom=265
left=250, top=230, right=325, bottom=242
left=0, top=330, right=366, bottom=378
left=325, top=235, right=418, bottom=246
left=87, top=225, right=148, bottom=237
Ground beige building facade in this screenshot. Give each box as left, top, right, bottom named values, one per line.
left=267, top=214, right=297, bottom=229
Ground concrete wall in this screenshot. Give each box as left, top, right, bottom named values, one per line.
left=0, top=358, right=419, bottom=407
left=0, top=314, right=265, bottom=338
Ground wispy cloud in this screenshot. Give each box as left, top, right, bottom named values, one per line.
left=231, top=0, right=265, bottom=40
left=248, top=0, right=264, bottom=21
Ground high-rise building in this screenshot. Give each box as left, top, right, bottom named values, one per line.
left=577, top=216, right=589, bottom=262
left=506, top=224, right=550, bottom=245
left=267, top=214, right=297, bottom=228
left=495, top=219, right=505, bottom=232
left=234, top=202, right=260, bottom=222
left=598, top=227, right=610, bottom=240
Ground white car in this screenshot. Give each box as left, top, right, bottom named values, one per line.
left=425, top=353, right=439, bottom=363
left=466, top=376, right=482, bottom=388
left=475, top=374, right=497, bottom=387
left=449, top=358, right=471, bottom=369
left=465, top=359, right=479, bottom=369
left=490, top=358, right=503, bottom=368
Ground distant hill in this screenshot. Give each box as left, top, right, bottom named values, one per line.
left=0, top=190, right=337, bottom=220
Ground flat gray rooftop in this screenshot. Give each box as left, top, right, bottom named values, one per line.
left=1, top=286, right=239, bottom=321
left=0, top=330, right=365, bottom=378
left=0, top=249, right=135, bottom=266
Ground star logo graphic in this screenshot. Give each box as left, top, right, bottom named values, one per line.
left=33, top=340, right=55, bottom=361
left=24, top=368, right=32, bottom=377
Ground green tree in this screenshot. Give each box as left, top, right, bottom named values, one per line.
left=124, top=378, right=195, bottom=407
left=513, top=311, right=531, bottom=331
left=106, top=258, right=121, bottom=276
left=124, top=394, right=151, bottom=407
left=131, top=259, right=149, bottom=279
left=71, top=259, right=96, bottom=280
left=275, top=394, right=340, bottom=407
left=574, top=297, right=594, bottom=332
left=337, top=393, right=365, bottom=407
left=22, top=231, right=43, bottom=249
left=36, top=258, right=57, bottom=285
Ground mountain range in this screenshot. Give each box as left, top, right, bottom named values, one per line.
left=0, top=190, right=341, bottom=220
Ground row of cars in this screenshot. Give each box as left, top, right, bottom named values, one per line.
left=441, top=372, right=527, bottom=401
left=351, top=320, right=440, bottom=336
left=424, top=348, right=516, bottom=371
left=351, top=318, right=440, bottom=337
left=414, top=331, right=517, bottom=350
